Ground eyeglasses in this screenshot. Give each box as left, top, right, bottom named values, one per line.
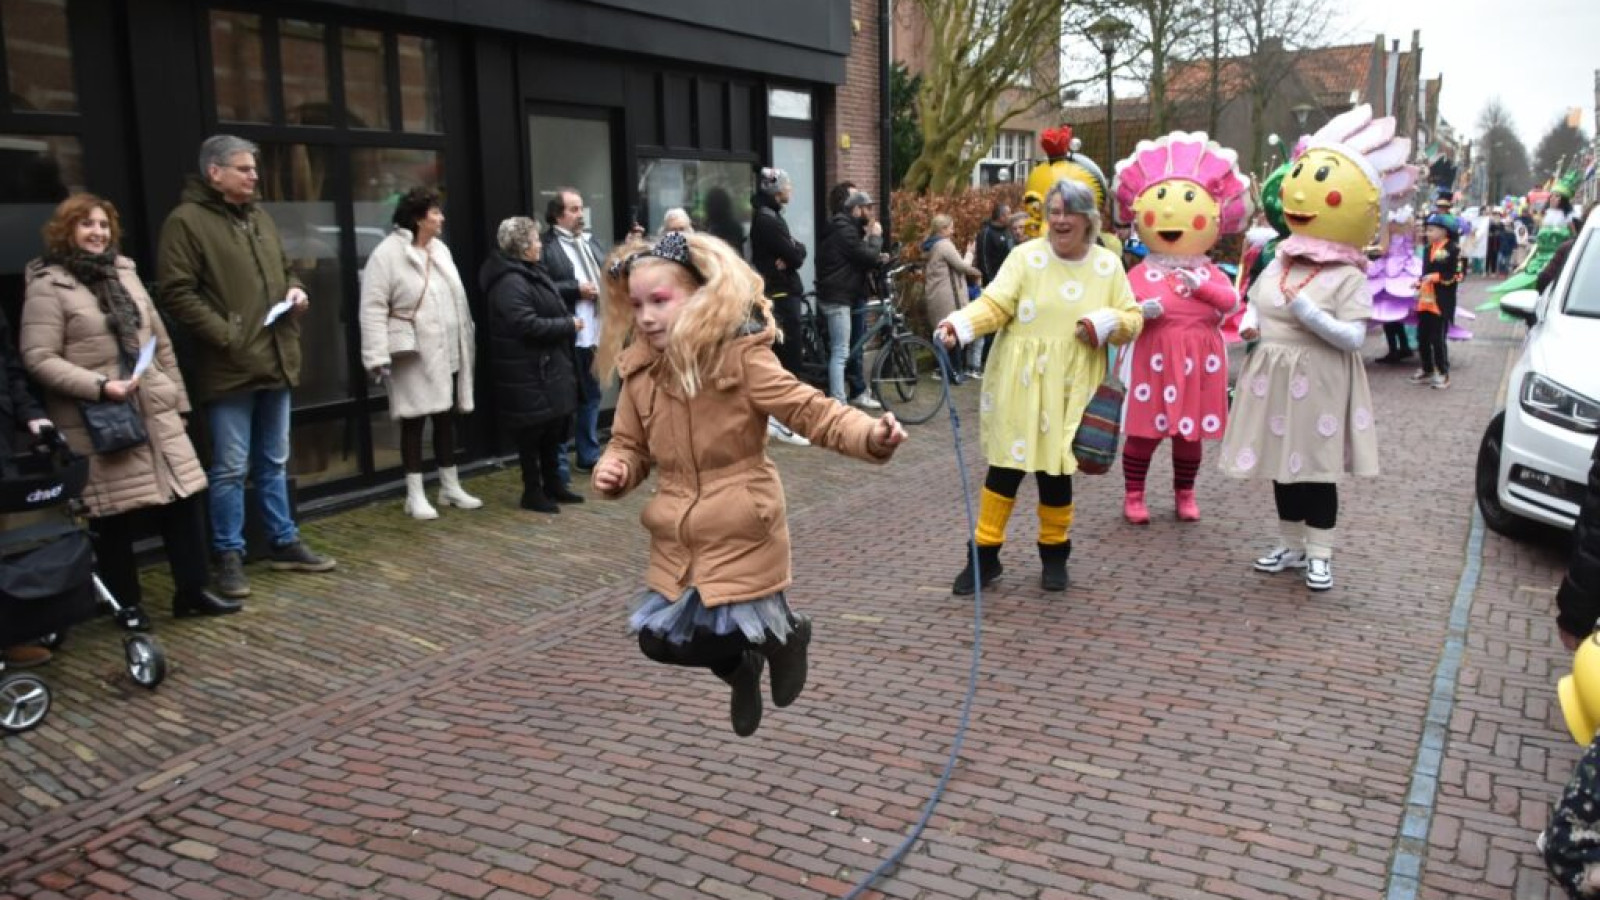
left=229, top=165, right=258, bottom=175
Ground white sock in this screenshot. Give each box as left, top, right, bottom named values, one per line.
left=1305, top=527, right=1335, bottom=561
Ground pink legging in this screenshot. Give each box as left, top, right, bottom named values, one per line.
left=1122, top=435, right=1203, bottom=491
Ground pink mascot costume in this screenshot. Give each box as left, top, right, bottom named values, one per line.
left=1111, top=133, right=1251, bottom=523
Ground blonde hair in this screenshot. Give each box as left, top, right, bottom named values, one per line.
left=596, top=232, right=774, bottom=397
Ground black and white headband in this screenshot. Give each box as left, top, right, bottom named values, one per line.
left=607, top=231, right=706, bottom=284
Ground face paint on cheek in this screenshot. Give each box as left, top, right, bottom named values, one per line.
left=1192, top=215, right=1208, bottom=230
left=1143, top=211, right=1155, bottom=227
left=1325, top=191, right=1342, bottom=208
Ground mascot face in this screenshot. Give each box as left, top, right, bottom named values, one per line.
left=1560, top=636, right=1600, bottom=744
left=1024, top=159, right=1105, bottom=241
left=1280, top=147, right=1381, bottom=247
left=1131, top=179, right=1221, bottom=257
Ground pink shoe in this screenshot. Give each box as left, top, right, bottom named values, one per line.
left=1174, top=488, right=1201, bottom=522
left=1123, top=490, right=1150, bottom=524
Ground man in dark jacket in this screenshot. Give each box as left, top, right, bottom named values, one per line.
left=974, top=202, right=1013, bottom=287
left=816, top=189, right=886, bottom=407
left=748, top=167, right=810, bottom=445
left=539, top=187, right=607, bottom=477
left=156, top=134, right=335, bottom=602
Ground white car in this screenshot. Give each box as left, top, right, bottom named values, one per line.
left=1475, top=212, right=1600, bottom=536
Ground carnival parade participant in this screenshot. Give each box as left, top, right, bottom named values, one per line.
left=591, top=232, right=906, bottom=738
left=1367, top=203, right=1421, bottom=364
left=1409, top=212, right=1461, bottom=389
left=1219, top=104, right=1417, bottom=592
left=1110, top=132, right=1250, bottom=524
left=933, top=179, right=1143, bottom=595
left=1486, top=171, right=1582, bottom=307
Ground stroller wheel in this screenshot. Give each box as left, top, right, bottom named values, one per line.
left=0, top=673, right=51, bottom=734
left=123, top=635, right=166, bottom=689
left=39, top=631, right=67, bottom=650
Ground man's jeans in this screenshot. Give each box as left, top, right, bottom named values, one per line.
left=558, top=346, right=603, bottom=482
left=207, top=388, right=297, bottom=554
left=823, top=303, right=868, bottom=402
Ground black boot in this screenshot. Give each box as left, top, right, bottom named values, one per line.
left=519, top=464, right=559, bottom=512
left=174, top=588, right=243, bottom=619
left=951, top=542, right=1003, bottom=596
left=763, top=615, right=811, bottom=708
left=1038, top=541, right=1071, bottom=592
left=715, top=649, right=765, bottom=737
left=546, top=482, right=586, bottom=504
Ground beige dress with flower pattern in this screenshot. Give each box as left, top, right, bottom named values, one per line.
left=1218, top=258, right=1379, bottom=482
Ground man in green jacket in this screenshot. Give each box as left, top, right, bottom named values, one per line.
left=157, top=135, right=336, bottom=603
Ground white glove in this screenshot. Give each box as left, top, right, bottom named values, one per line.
left=1139, top=298, right=1165, bottom=319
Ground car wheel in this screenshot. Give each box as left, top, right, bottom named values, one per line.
left=1476, top=411, right=1531, bottom=539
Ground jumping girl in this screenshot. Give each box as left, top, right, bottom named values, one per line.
left=592, top=231, right=906, bottom=737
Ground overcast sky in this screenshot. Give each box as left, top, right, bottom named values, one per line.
left=1338, top=0, right=1597, bottom=152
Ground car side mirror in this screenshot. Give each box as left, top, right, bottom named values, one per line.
left=1499, top=289, right=1540, bottom=326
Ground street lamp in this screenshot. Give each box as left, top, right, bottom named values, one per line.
left=1291, top=103, right=1315, bottom=132
left=1089, top=16, right=1129, bottom=166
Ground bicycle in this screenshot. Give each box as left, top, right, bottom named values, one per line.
left=794, top=291, right=831, bottom=390
left=852, top=261, right=947, bottom=425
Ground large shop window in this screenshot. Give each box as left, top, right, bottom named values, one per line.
left=637, top=159, right=753, bottom=256
left=203, top=8, right=451, bottom=488
left=528, top=114, right=614, bottom=246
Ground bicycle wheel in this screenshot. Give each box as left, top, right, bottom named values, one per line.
left=872, top=335, right=946, bottom=425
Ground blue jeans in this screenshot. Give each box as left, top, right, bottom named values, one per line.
left=822, top=303, right=869, bottom=401
left=207, top=388, right=297, bottom=554
left=559, top=346, right=603, bottom=482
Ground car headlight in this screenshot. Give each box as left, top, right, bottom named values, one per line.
left=1521, top=373, right=1600, bottom=434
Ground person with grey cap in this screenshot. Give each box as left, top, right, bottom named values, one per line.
left=817, top=187, right=888, bottom=407
left=749, top=166, right=811, bottom=446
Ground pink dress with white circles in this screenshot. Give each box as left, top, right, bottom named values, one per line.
left=1120, top=259, right=1236, bottom=442
left=1218, top=257, right=1379, bottom=482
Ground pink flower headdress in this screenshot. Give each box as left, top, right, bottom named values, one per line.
left=1297, top=104, right=1419, bottom=209
left=1112, top=132, right=1252, bottom=233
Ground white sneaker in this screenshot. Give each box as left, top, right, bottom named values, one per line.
left=768, top=418, right=811, bottom=446
left=1430, top=374, right=1450, bottom=390
left=1253, top=546, right=1308, bottom=573
left=1305, top=558, right=1333, bottom=591
left=850, top=392, right=883, bottom=411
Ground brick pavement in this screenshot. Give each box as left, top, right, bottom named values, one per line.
left=0, top=279, right=1584, bottom=899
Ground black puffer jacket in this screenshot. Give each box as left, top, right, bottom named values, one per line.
left=816, top=212, right=882, bottom=308
left=0, top=307, right=45, bottom=457
left=749, top=192, right=806, bottom=300
left=1558, top=439, right=1600, bottom=638
left=478, top=253, right=579, bottom=431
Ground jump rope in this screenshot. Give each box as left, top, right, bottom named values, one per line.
left=841, top=342, right=983, bottom=899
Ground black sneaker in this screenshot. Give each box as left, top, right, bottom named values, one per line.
left=267, top=540, right=337, bottom=572
left=214, top=550, right=252, bottom=598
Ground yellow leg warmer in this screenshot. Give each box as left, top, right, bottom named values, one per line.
left=974, top=488, right=1017, bottom=547
left=1037, top=503, right=1075, bottom=545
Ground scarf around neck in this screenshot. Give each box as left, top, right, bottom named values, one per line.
left=51, top=249, right=142, bottom=362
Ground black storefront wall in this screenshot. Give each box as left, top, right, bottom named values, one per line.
left=4, top=0, right=851, bottom=505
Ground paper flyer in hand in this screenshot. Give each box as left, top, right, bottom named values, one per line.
left=131, top=337, right=158, bottom=378
left=263, top=298, right=295, bottom=327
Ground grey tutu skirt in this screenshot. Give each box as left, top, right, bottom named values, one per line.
left=628, top=587, right=796, bottom=646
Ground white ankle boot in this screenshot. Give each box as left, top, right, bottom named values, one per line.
left=404, top=472, right=439, bottom=520
left=437, top=466, right=483, bottom=509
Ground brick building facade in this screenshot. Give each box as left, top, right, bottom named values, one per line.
left=824, top=0, right=884, bottom=204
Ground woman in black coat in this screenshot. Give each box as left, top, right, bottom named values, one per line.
left=479, top=217, right=584, bottom=513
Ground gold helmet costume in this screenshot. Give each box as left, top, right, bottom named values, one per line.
left=1022, top=126, right=1122, bottom=256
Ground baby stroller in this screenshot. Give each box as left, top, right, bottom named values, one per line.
left=0, top=427, right=166, bottom=735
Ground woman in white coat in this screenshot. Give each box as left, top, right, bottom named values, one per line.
left=359, top=187, right=479, bottom=519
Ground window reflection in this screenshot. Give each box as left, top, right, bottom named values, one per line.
left=0, top=133, right=82, bottom=274
left=290, top=418, right=361, bottom=487
left=281, top=19, right=331, bottom=127
left=396, top=35, right=442, bottom=133
left=3, top=0, right=77, bottom=112
left=351, top=147, right=443, bottom=263
left=209, top=10, right=269, bottom=124
left=637, top=158, right=753, bottom=256
left=341, top=28, right=388, bottom=130
left=256, top=143, right=349, bottom=410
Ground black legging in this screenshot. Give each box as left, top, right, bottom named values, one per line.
left=1417, top=293, right=1457, bottom=376
left=400, top=412, right=456, bottom=473
left=984, top=466, right=1073, bottom=506
left=1272, top=481, right=1338, bottom=529
left=1382, top=321, right=1411, bottom=354
left=770, top=295, right=804, bottom=375
left=637, top=629, right=750, bottom=678
left=515, top=420, right=569, bottom=496
left=91, top=493, right=211, bottom=608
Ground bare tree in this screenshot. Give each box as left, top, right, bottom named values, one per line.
left=1478, top=99, right=1534, bottom=201
left=1115, top=0, right=1215, bottom=132
left=898, top=0, right=1109, bottom=194
left=1533, top=117, right=1590, bottom=181
left=1225, top=0, right=1341, bottom=171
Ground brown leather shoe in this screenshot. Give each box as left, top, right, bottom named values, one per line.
left=3, top=645, right=52, bottom=668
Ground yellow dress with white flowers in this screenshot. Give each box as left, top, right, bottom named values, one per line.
left=948, top=238, right=1142, bottom=476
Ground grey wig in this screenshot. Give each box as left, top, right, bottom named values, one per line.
left=1043, top=179, right=1101, bottom=245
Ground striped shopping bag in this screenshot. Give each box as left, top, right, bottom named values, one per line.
left=1071, top=358, right=1124, bottom=475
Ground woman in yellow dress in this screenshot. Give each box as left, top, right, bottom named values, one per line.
left=934, top=180, right=1142, bottom=594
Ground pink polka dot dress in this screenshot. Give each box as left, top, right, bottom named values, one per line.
left=1218, top=257, right=1380, bottom=482
left=1120, top=258, right=1237, bottom=443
